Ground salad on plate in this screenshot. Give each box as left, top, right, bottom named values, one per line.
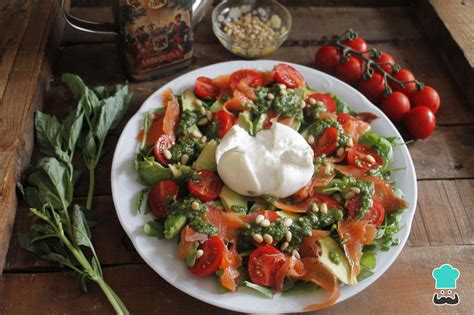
left=133, top=63, right=408, bottom=310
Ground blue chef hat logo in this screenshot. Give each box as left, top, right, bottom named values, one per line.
left=432, top=264, right=460, bottom=289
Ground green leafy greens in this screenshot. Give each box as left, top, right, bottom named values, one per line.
left=20, top=74, right=131, bottom=315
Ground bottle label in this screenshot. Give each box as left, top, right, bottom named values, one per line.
left=119, top=0, right=193, bottom=74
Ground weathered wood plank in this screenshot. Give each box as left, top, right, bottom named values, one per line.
left=61, top=6, right=422, bottom=45
left=1, top=245, right=472, bottom=314
left=0, top=0, right=64, bottom=273
left=6, top=178, right=473, bottom=270
left=416, top=0, right=474, bottom=106
left=51, top=41, right=474, bottom=126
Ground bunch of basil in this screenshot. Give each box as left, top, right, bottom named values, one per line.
left=19, top=74, right=132, bottom=314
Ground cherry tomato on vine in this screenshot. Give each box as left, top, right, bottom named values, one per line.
left=409, top=86, right=440, bottom=114
left=214, top=110, right=235, bottom=139
left=312, top=127, right=338, bottom=157
left=189, top=236, right=225, bottom=276
left=305, top=93, right=337, bottom=112
left=347, top=144, right=383, bottom=170
left=380, top=91, right=411, bottom=122
left=357, top=72, right=386, bottom=104
left=315, top=45, right=341, bottom=73
left=194, top=77, right=220, bottom=99
left=274, top=64, right=305, bottom=88
left=342, top=37, right=368, bottom=54
left=373, top=52, right=395, bottom=73
left=389, top=68, right=416, bottom=95
left=148, top=179, right=179, bottom=218
left=154, top=134, right=175, bottom=166
left=187, top=170, right=223, bottom=202
left=336, top=56, right=364, bottom=85
left=405, top=106, right=436, bottom=139
left=248, top=245, right=287, bottom=288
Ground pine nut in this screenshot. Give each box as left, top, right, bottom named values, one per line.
left=311, top=203, right=319, bottom=212
left=344, top=191, right=355, bottom=200
left=350, top=187, right=361, bottom=194
left=252, top=233, right=263, bottom=243
left=200, top=106, right=207, bottom=116
left=309, top=98, right=316, bottom=105
left=192, top=129, right=202, bottom=138
left=283, top=218, right=293, bottom=227
left=200, top=136, right=207, bottom=144
left=337, top=147, right=345, bottom=157
left=280, top=242, right=289, bottom=251
left=260, top=219, right=271, bottom=227
left=196, top=249, right=204, bottom=259
left=366, top=154, right=376, bottom=164
left=320, top=203, right=328, bottom=214
left=191, top=201, right=200, bottom=211
left=267, top=93, right=275, bottom=100
left=285, top=231, right=292, bottom=242
left=346, top=137, right=353, bottom=147
left=292, top=250, right=301, bottom=259
left=263, top=234, right=273, bottom=244
left=198, top=117, right=208, bottom=125
left=255, top=214, right=265, bottom=224
left=307, top=135, right=315, bottom=144
left=163, top=149, right=172, bottom=160
left=206, top=110, right=213, bottom=121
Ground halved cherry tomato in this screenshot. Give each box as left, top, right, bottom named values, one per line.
left=189, top=236, right=225, bottom=276
left=229, top=69, right=263, bottom=90
left=194, top=76, right=220, bottom=99
left=312, top=127, right=338, bottom=157
left=148, top=179, right=179, bottom=218
left=347, top=144, right=383, bottom=170
left=305, top=93, right=337, bottom=113
left=274, top=64, right=305, bottom=88
left=248, top=245, right=287, bottom=287
left=337, top=113, right=356, bottom=125
left=347, top=195, right=385, bottom=227
left=187, top=170, right=223, bottom=202
left=154, top=134, right=175, bottom=166
left=314, top=194, right=342, bottom=209
left=315, top=45, right=341, bottom=74
left=214, top=110, right=235, bottom=138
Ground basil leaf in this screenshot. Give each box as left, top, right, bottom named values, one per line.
left=62, top=105, right=84, bottom=154
left=71, top=205, right=92, bottom=249
left=62, top=73, right=87, bottom=99
left=34, top=112, right=69, bottom=161
left=93, top=85, right=108, bottom=99
left=242, top=281, right=274, bottom=298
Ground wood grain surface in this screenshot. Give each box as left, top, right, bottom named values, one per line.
left=1, top=2, right=473, bottom=314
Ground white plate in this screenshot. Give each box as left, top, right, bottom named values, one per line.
left=111, top=60, right=417, bottom=313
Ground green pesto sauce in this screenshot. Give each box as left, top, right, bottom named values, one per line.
left=169, top=137, right=199, bottom=164
left=231, top=205, right=248, bottom=214
left=176, top=110, right=199, bottom=137
left=331, top=176, right=374, bottom=218
left=329, top=250, right=341, bottom=264
left=306, top=102, right=328, bottom=121
left=261, top=194, right=278, bottom=203
left=306, top=118, right=349, bottom=147
left=253, top=86, right=304, bottom=120
left=205, top=120, right=220, bottom=141
left=167, top=197, right=217, bottom=235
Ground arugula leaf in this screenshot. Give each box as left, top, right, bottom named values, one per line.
left=242, top=281, right=274, bottom=298
left=136, top=188, right=150, bottom=213
left=359, top=131, right=395, bottom=169
left=330, top=94, right=357, bottom=115
left=282, top=281, right=318, bottom=296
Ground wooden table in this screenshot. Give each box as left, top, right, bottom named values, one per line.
left=1, top=1, right=473, bottom=314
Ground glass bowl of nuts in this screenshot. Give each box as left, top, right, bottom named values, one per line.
left=212, top=0, right=292, bottom=58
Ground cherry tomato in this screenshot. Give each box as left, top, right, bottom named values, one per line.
left=373, top=52, right=395, bottom=73
left=229, top=69, right=263, bottom=90
left=189, top=236, right=225, bottom=276
left=347, top=144, right=383, bottom=170
left=248, top=245, right=287, bottom=287
left=409, top=86, right=440, bottom=114
left=194, top=77, right=220, bottom=100
left=389, top=69, right=416, bottom=95
left=405, top=106, right=436, bottom=139
left=187, top=170, right=223, bottom=202
left=336, top=56, right=364, bottom=85
left=305, top=93, right=337, bottom=113
left=313, top=194, right=342, bottom=209
left=312, top=127, right=338, bottom=157
left=315, top=45, right=341, bottom=73
left=154, top=134, right=175, bottom=166
left=274, top=64, right=305, bottom=88
left=337, top=113, right=356, bottom=125
left=347, top=195, right=385, bottom=227
left=343, top=37, right=368, bottom=53
left=214, top=110, right=235, bottom=139
left=148, top=179, right=179, bottom=218
left=380, top=91, right=411, bottom=122
left=357, top=72, right=386, bottom=104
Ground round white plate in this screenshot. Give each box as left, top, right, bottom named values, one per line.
left=111, top=60, right=417, bottom=313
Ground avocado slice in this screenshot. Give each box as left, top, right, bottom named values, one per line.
left=136, top=159, right=172, bottom=186
left=317, top=236, right=353, bottom=285
left=193, top=139, right=218, bottom=171
left=209, top=98, right=224, bottom=113
left=181, top=89, right=199, bottom=112
left=276, top=211, right=302, bottom=220
left=237, top=111, right=254, bottom=135
left=219, top=185, right=247, bottom=212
